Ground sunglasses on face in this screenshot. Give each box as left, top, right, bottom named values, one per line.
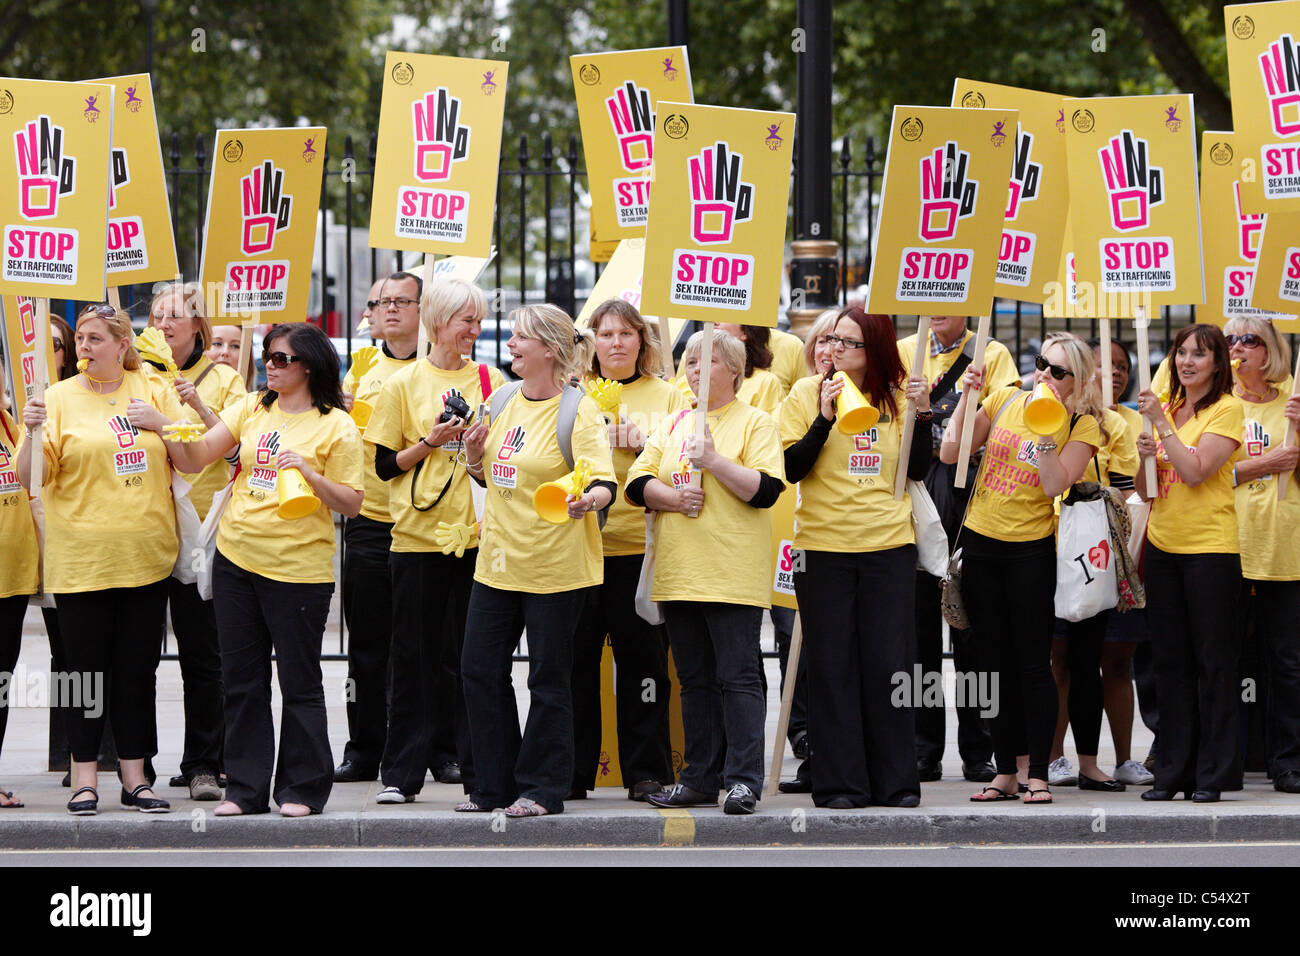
left=366, top=299, right=380, bottom=310
left=1226, top=333, right=1264, bottom=349
left=263, top=351, right=303, bottom=370
left=52, top=339, right=64, bottom=352
left=1034, top=354, right=1073, bottom=380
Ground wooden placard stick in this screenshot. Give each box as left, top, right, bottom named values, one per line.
left=658, top=315, right=675, bottom=379
left=106, top=287, right=123, bottom=311
left=895, top=316, right=931, bottom=500
left=419, top=255, right=435, bottom=357
left=953, top=314, right=989, bottom=489
left=1134, top=305, right=1157, bottom=493
left=1099, top=317, right=1113, bottom=409
left=765, top=612, right=803, bottom=797
left=238, top=324, right=255, bottom=391
left=1279, top=347, right=1300, bottom=503
left=687, top=322, right=714, bottom=515
left=30, top=299, right=49, bottom=501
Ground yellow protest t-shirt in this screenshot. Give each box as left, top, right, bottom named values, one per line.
left=581, top=373, right=690, bottom=557
left=1233, top=387, right=1300, bottom=579
left=0, top=410, right=39, bottom=598
left=365, top=359, right=506, bottom=554
left=780, top=375, right=913, bottom=554
left=738, top=368, right=783, bottom=416
left=34, top=370, right=185, bottom=593
left=770, top=328, right=807, bottom=394
left=345, top=349, right=419, bottom=523
left=1147, top=394, right=1243, bottom=556
left=1116, top=403, right=1146, bottom=446
left=474, top=390, right=617, bottom=594
left=965, top=386, right=1101, bottom=542
left=896, top=328, right=1021, bottom=402
left=627, top=398, right=785, bottom=608
left=1083, top=408, right=1139, bottom=486
left=176, top=356, right=245, bottom=521
left=217, top=394, right=364, bottom=583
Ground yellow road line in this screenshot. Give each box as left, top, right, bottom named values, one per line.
left=656, top=808, right=695, bottom=845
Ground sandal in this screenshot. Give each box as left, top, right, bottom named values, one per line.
left=0, top=790, right=23, bottom=809
left=970, top=786, right=1020, bottom=802
left=503, top=797, right=550, bottom=817
left=1024, top=788, right=1053, bottom=804
left=67, top=786, right=99, bottom=815
left=454, top=799, right=490, bottom=813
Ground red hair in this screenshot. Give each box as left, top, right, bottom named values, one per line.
left=832, top=306, right=904, bottom=418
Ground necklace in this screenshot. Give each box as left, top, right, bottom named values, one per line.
left=80, top=368, right=126, bottom=405
left=1235, top=382, right=1273, bottom=403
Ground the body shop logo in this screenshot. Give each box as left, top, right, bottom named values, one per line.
left=412, top=88, right=470, bottom=182
left=1235, top=181, right=1264, bottom=262
left=1259, top=34, right=1300, bottom=137
left=1005, top=129, right=1041, bottom=221
left=14, top=115, right=76, bottom=219
left=688, top=141, right=753, bottom=244
left=919, top=141, right=978, bottom=241
left=239, top=161, right=292, bottom=255
left=605, top=81, right=654, bottom=172
left=109, top=414, right=138, bottom=449
left=255, top=430, right=281, bottom=466
left=1098, top=130, right=1162, bottom=232
left=497, top=425, right=525, bottom=460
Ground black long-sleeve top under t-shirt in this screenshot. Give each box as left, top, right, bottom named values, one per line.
left=782, top=410, right=932, bottom=484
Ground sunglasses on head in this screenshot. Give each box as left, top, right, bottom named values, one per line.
left=263, top=351, right=303, bottom=370
left=79, top=303, right=116, bottom=320
left=1226, top=333, right=1264, bottom=349
left=1034, top=354, right=1073, bottom=380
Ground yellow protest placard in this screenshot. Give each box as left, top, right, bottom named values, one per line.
left=867, top=106, right=1015, bottom=317
left=1249, top=210, right=1300, bottom=328
left=370, top=52, right=507, bottom=258
left=952, top=81, right=1068, bottom=304
left=571, top=46, right=691, bottom=244
left=87, top=74, right=177, bottom=286
left=590, top=234, right=619, bottom=263
left=641, top=103, right=794, bottom=327
left=1064, top=94, right=1204, bottom=316
left=1, top=294, right=57, bottom=421
left=0, top=78, right=113, bottom=301
left=198, top=127, right=327, bottom=322
left=769, top=482, right=798, bottom=610
left=1226, top=2, right=1300, bottom=213
left=576, top=237, right=689, bottom=371
left=419, top=249, right=496, bottom=284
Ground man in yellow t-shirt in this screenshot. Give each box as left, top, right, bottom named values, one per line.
left=335, top=271, right=422, bottom=784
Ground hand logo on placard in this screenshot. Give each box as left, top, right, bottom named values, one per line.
left=1234, top=181, right=1264, bottom=262
left=1005, top=129, right=1041, bottom=222
left=1098, top=130, right=1163, bottom=232
left=239, top=161, right=293, bottom=255
left=687, top=141, right=754, bottom=244
left=412, top=87, right=471, bottom=182
left=918, top=140, right=978, bottom=242
left=109, top=147, right=129, bottom=211
left=1260, top=34, right=1300, bottom=137
left=14, top=115, right=76, bottom=219
left=605, top=81, right=655, bottom=172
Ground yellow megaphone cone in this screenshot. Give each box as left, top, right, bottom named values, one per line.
left=1024, top=382, right=1068, bottom=435
left=533, top=458, right=592, bottom=525
left=833, top=370, right=880, bottom=435
left=350, top=398, right=374, bottom=429
left=277, top=466, right=321, bottom=519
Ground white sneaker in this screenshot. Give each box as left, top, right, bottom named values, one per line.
left=1048, top=756, right=1078, bottom=787
left=1114, top=759, right=1155, bottom=785
left=375, top=787, right=413, bottom=804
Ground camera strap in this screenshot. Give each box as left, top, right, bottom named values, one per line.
left=411, top=363, right=494, bottom=514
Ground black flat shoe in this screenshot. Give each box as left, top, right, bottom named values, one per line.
left=645, top=783, right=718, bottom=808
left=916, top=762, right=942, bottom=783
left=333, top=760, right=378, bottom=783
left=778, top=760, right=812, bottom=793
left=1079, top=775, right=1126, bottom=792
left=121, top=784, right=171, bottom=813
left=1141, top=788, right=1191, bottom=801
left=823, top=797, right=857, bottom=810
left=962, top=760, right=996, bottom=783
left=628, top=779, right=662, bottom=802
left=433, top=762, right=463, bottom=785
left=67, top=787, right=98, bottom=815
left=1274, top=770, right=1300, bottom=794
left=1191, top=789, right=1220, bottom=803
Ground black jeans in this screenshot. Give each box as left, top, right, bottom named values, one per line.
left=1062, top=612, right=1109, bottom=756
left=213, top=550, right=334, bottom=813
left=166, top=577, right=225, bottom=778
left=1144, top=544, right=1242, bottom=793
left=1249, top=579, right=1300, bottom=775
left=662, top=600, right=765, bottom=795
left=914, top=570, right=993, bottom=767
left=381, top=550, right=475, bottom=795
left=571, top=554, right=674, bottom=791
left=796, top=547, right=921, bottom=806
left=462, top=583, right=593, bottom=813
left=0, top=595, right=25, bottom=760
left=961, top=531, right=1058, bottom=783
left=341, top=514, right=394, bottom=772
left=55, top=578, right=169, bottom=763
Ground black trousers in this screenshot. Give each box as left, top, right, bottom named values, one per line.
left=1062, top=612, right=1109, bottom=756
left=462, top=583, right=592, bottom=813
left=213, top=550, right=334, bottom=813
left=571, top=553, right=674, bottom=790
left=914, top=570, right=993, bottom=767
left=55, top=578, right=168, bottom=763
left=166, top=577, right=225, bottom=777
left=796, top=547, right=921, bottom=807
left=961, top=531, right=1058, bottom=782
left=1145, top=544, right=1242, bottom=793
left=1250, top=579, right=1300, bottom=775
left=381, top=550, right=475, bottom=795
left=0, top=594, right=26, bottom=760
left=341, top=514, right=394, bottom=772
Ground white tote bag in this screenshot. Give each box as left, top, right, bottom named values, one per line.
left=170, top=471, right=202, bottom=585
left=195, top=478, right=236, bottom=601
left=634, top=512, right=663, bottom=625
left=907, top=479, right=949, bottom=578
left=1054, top=493, right=1119, bottom=622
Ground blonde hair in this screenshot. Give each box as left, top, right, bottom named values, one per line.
left=511, top=303, right=594, bottom=386
left=1223, top=316, right=1292, bottom=384
left=1043, top=331, right=1107, bottom=444
left=803, top=309, right=839, bottom=375
left=588, top=298, right=663, bottom=378
left=422, top=277, right=486, bottom=345
left=149, top=281, right=211, bottom=351
left=683, top=329, right=746, bottom=392
left=78, top=305, right=141, bottom=371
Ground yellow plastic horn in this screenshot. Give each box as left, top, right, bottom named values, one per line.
left=277, top=467, right=321, bottom=519
left=1024, top=382, right=1068, bottom=435
left=533, top=458, right=592, bottom=525
left=832, top=371, right=880, bottom=435
left=349, top=399, right=374, bottom=429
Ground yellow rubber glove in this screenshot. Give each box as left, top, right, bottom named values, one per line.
left=350, top=345, right=380, bottom=381
left=163, top=422, right=207, bottom=443
left=589, top=377, right=623, bottom=421
left=434, top=521, right=477, bottom=558
left=134, top=326, right=178, bottom=376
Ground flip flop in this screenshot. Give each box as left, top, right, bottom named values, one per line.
left=970, top=786, right=1020, bottom=802
left=454, top=799, right=490, bottom=813
left=0, top=790, right=23, bottom=809
left=1024, top=788, right=1054, bottom=805
left=503, top=797, right=550, bottom=817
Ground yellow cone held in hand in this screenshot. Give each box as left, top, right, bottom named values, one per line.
left=277, top=467, right=320, bottom=519
left=833, top=371, right=880, bottom=435
left=1024, top=382, right=1068, bottom=436
left=434, top=521, right=477, bottom=558
left=134, top=326, right=178, bottom=376
left=350, top=398, right=374, bottom=429
left=589, top=377, right=623, bottom=422
left=533, top=457, right=593, bottom=525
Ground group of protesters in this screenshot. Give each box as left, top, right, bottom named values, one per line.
left=0, top=273, right=1296, bottom=816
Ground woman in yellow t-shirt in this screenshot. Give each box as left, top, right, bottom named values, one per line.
left=802, top=310, right=838, bottom=378
left=1134, top=324, right=1244, bottom=803
left=717, top=322, right=785, bottom=413
left=942, top=332, right=1102, bottom=805
left=781, top=307, right=932, bottom=808
left=626, top=330, right=785, bottom=815
left=458, top=304, right=616, bottom=817
left=570, top=299, right=688, bottom=801
left=146, top=281, right=245, bottom=801
left=364, top=278, right=505, bottom=803
left=18, top=304, right=189, bottom=816
left=158, top=322, right=364, bottom=817
left=1224, top=317, right=1300, bottom=793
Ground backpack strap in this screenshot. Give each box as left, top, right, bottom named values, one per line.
left=556, top=384, right=583, bottom=470
left=928, top=332, right=980, bottom=405
left=487, top=379, right=524, bottom=427
left=192, top=358, right=217, bottom=391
